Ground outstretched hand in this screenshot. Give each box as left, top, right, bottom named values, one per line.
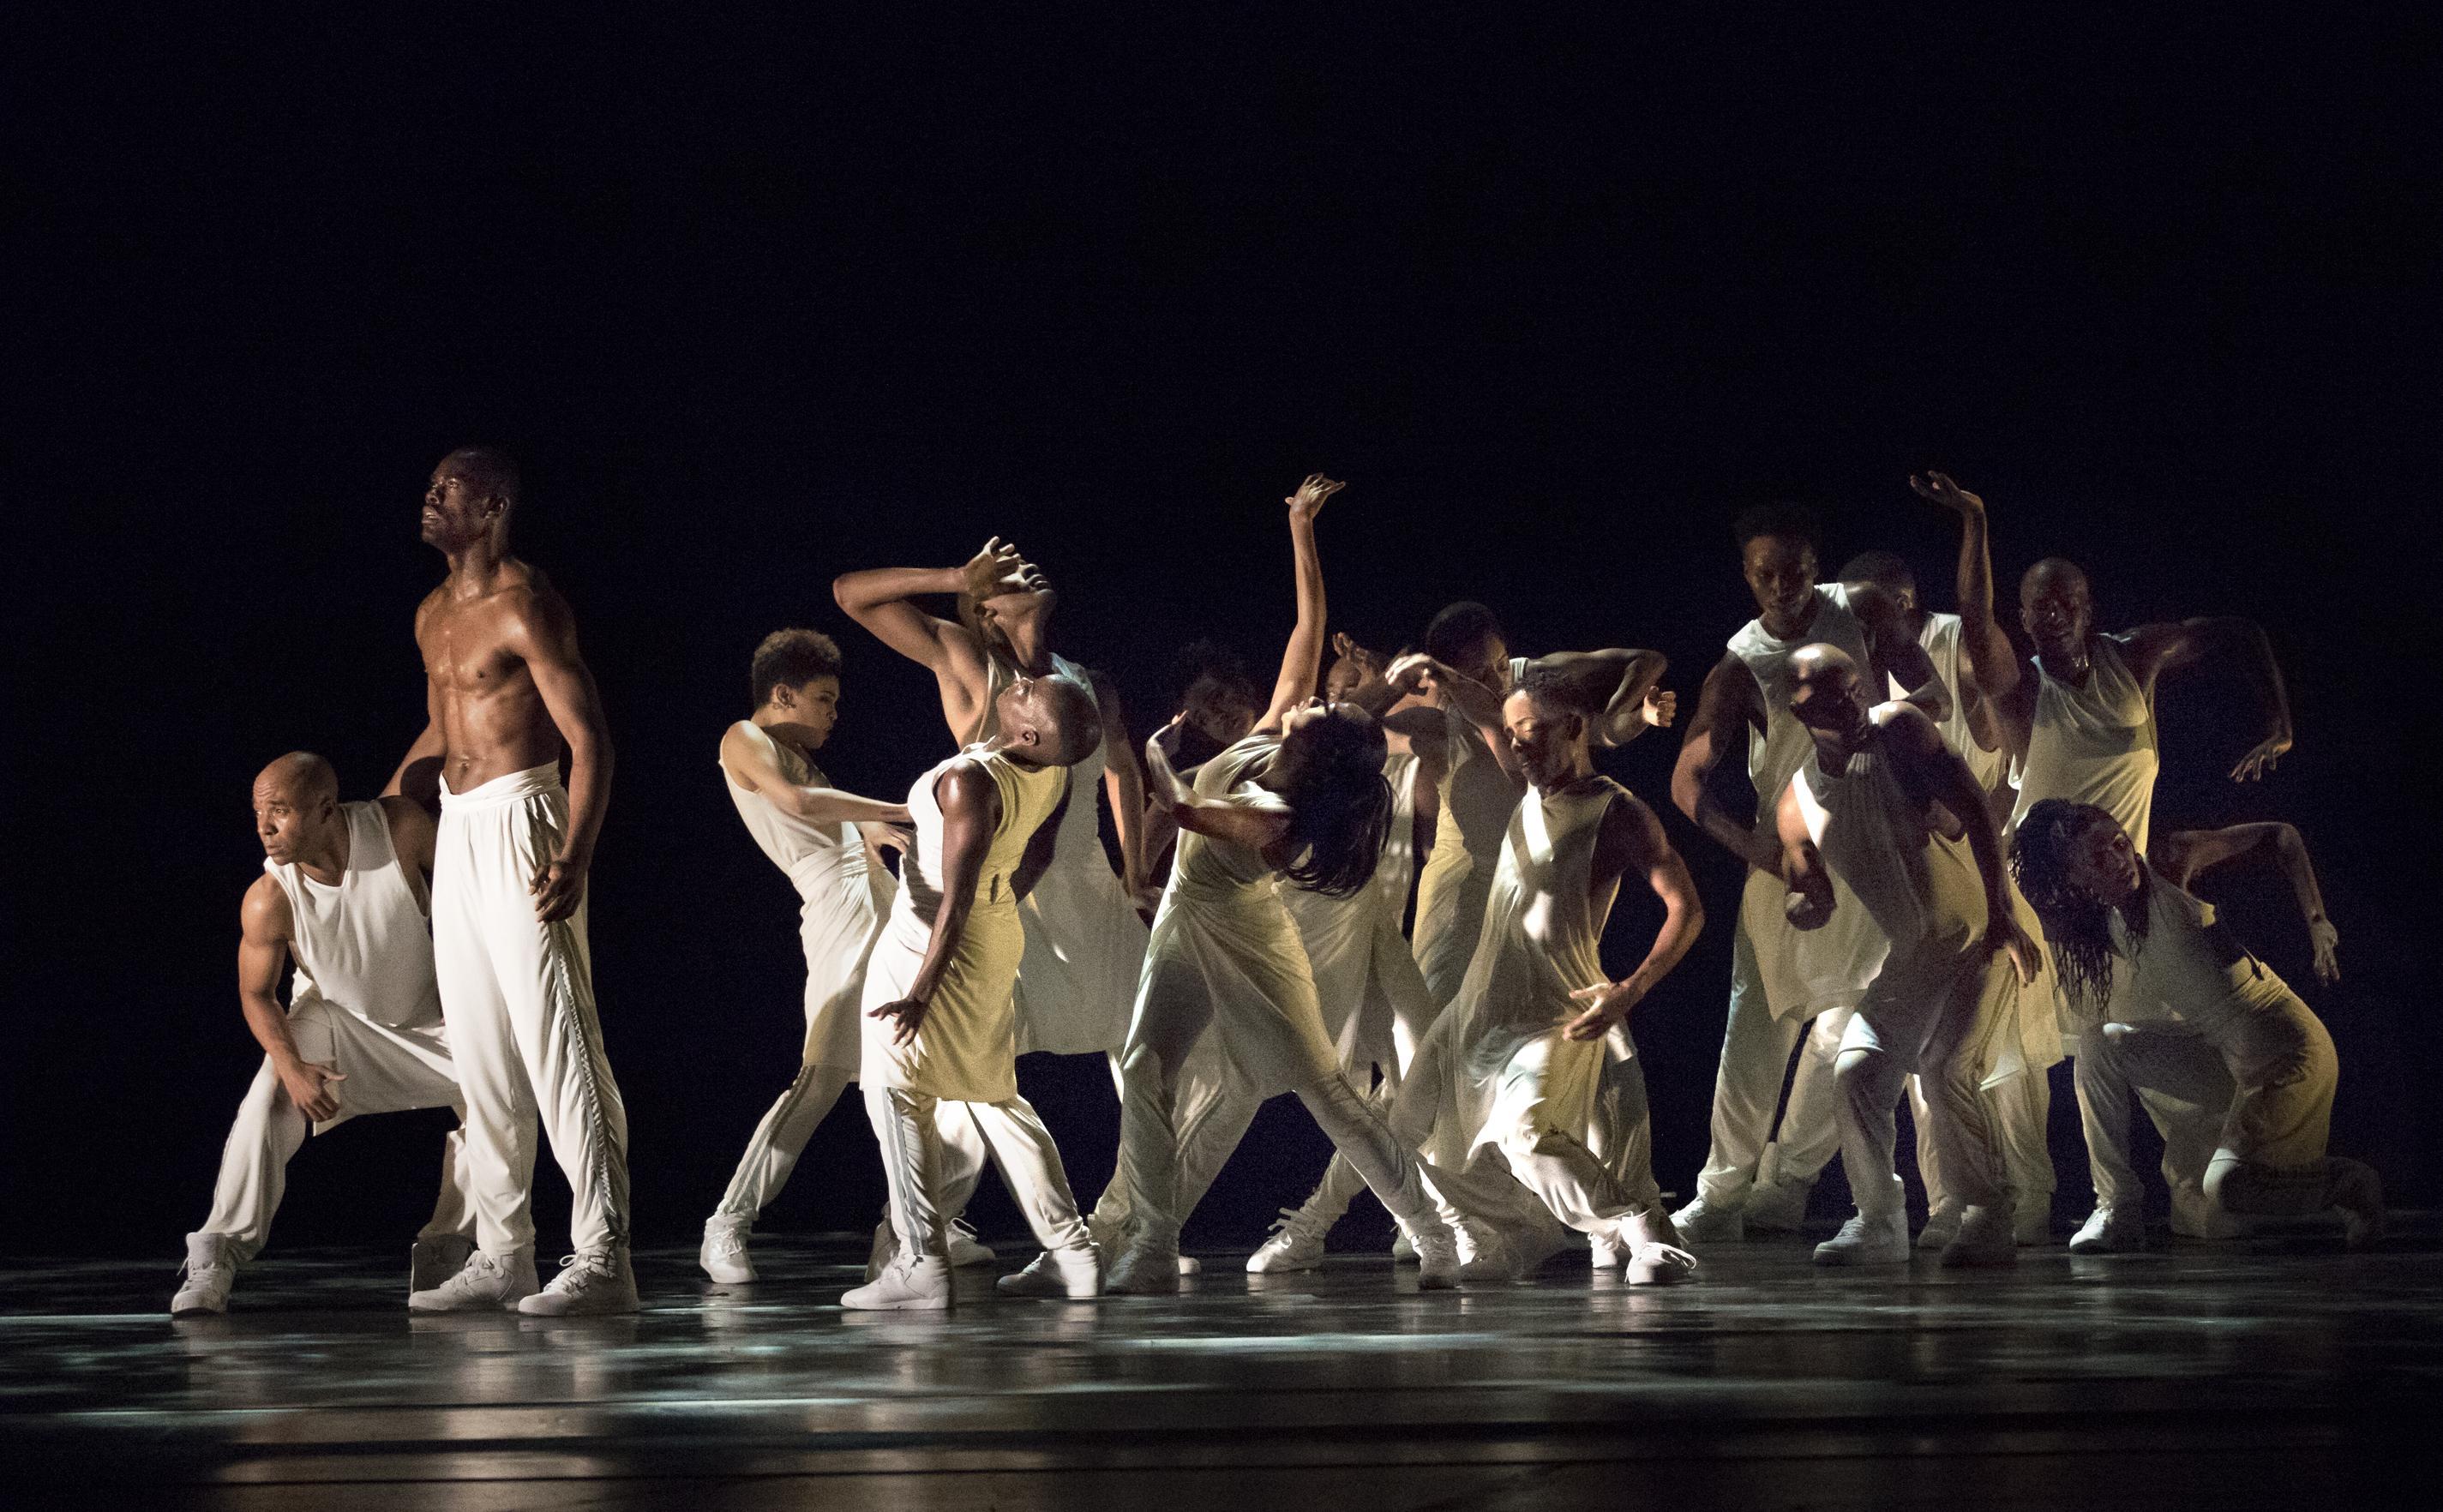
left=962, top=536, right=1044, bottom=601
left=1909, top=471, right=1985, bottom=515
left=1641, top=687, right=1678, bottom=729
left=1285, top=473, right=1346, bottom=522
left=2230, top=733, right=2291, bottom=782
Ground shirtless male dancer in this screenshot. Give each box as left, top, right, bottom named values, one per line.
left=172, top=753, right=478, bottom=1315
left=699, top=630, right=913, bottom=1283
left=1777, top=645, right=2040, bottom=1267
left=1915, top=470, right=2295, bottom=1245
left=1672, top=504, right=1948, bottom=1244
left=390, top=447, right=637, bottom=1317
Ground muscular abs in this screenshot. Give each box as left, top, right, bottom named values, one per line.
left=417, top=577, right=565, bottom=790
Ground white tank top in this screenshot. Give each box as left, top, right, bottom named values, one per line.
left=1792, top=737, right=1986, bottom=954
left=267, top=801, right=441, bottom=1029
left=721, top=722, right=873, bottom=902
left=2109, top=869, right=2303, bottom=1052
left=1729, top=583, right=1876, bottom=841
left=2009, top=633, right=2158, bottom=849
left=1458, top=774, right=1624, bottom=1067
left=1915, top=611, right=2008, bottom=794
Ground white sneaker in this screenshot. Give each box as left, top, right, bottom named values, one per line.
left=171, top=1234, right=237, bottom=1317
left=1813, top=1209, right=1910, bottom=1266
left=1389, top=1229, right=1417, bottom=1263
left=1406, top=1215, right=1462, bottom=1291
left=2331, top=1159, right=2386, bottom=1250
left=2014, top=1195, right=2053, bottom=1246
left=1588, top=1229, right=1625, bottom=1269
left=1939, top=1203, right=2019, bottom=1269
left=1743, top=1179, right=1812, bottom=1232
left=1104, top=1233, right=1182, bottom=1294
left=1671, top=1196, right=1744, bottom=1245
left=996, top=1245, right=1102, bottom=1299
left=1621, top=1212, right=1700, bottom=1287
left=1177, top=1255, right=1203, bottom=1275
left=410, top=1249, right=540, bottom=1311
left=699, top=1218, right=755, bottom=1284
left=1456, top=1225, right=1521, bottom=1286
left=519, top=1250, right=640, bottom=1316
left=948, top=1219, right=996, bottom=1268
left=843, top=1253, right=951, bottom=1310
left=2067, top=1205, right=2145, bottom=1255
left=410, top=1234, right=476, bottom=1293
left=1246, top=1207, right=1329, bottom=1274
left=1917, top=1203, right=1964, bottom=1251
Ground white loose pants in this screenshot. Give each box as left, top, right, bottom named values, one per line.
left=1692, top=921, right=1847, bottom=1205
left=434, top=765, right=630, bottom=1257
left=1912, top=1067, right=2056, bottom=1214
left=866, top=1085, right=1091, bottom=1261
left=1835, top=943, right=2013, bottom=1219
left=192, top=998, right=477, bottom=1262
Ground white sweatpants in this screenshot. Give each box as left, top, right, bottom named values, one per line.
left=1835, top=943, right=2012, bottom=1218
left=711, top=1064, right=855, bottom=1223
left=1692, top=921, right=1848, bottom=1205
left=434, top=765, right=630, bottom=1257
left=1912, top=1067, right=2056, bottom=1214
left=193, top=999, right=477, bottom=1261
left=1469, top=1035, right=1664, bottom=1238
left=866, top=1085, right=1091, bottom=1261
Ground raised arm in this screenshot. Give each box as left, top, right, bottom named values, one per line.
left=1911, top=471, right=2027, bottom=748
left=1672, top=655, right=1780, bottom=873
left=507, top=589, right=613, bottom=924
left=1253, top=474, right=1346, bottom=735
left=1089, top=671, right=1152, bottom=904
left=236, top=878, right=345, bottom=1123
left=2123, top=616, right=2296, bottom=781
left=1525, top=648, right=1670, bottom=747
left=1846, top=581, right=1952, bottom=723
left=1882, top=702, right=2038, bottom=982
left=718, top=723, right=913, bottom=827
left=1564, top=795, right=1706, bottom=1040
left=1143, top=720, right=1296, bottom=855
left=831, top=539, right=1035, bottom=741
left=2152, top=822, right=2338, bottom=982
left=868, top=760, right=1000, bottom=1047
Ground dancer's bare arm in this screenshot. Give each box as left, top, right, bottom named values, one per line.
left=1089, top=671, right=1153, bottom=903
left=718, top=723, right=914, bottom=828
left=2153, top=823, right=2338, bottom=982
left=1774, top=780, right=1836, bottom=931
left=2122, top=616, right=2296, bottom=782
left=1564, top=795, right=1705, bottom=1040
left=236, top=879, right=345, bottom=1122
left=512, top=590, right=614, bottom=924
left=1912, top=470, right=2032, bottom=757
left=1142, top=720, right=1294, bottom=855
left=1880, top=702, right=2039, bottom=982
left=1252, top=474, right=1346, bottom=735
left=868, top=759, right=1000, bottom=1047
left=1673, top=655, right=1780, bottom=872
left=832, top=539, right=1039, bottom=741
left=384, top=615, right=447, bottom=807
left=1523, top=649, right=1672, bottom=747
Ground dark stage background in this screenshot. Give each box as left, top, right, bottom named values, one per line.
left=9, top=13, right=2436, bottom=1258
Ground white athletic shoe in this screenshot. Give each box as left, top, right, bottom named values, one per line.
left=2067, top=1205, right=2145, bottom=1255
left=1456, top=1224, right=1522, bottom=1286
left=409, top=1249, right=540, bottom=1311
left=699, top=1218, right=755, bottom=1284
left=2014, top=1195, right=2053, bottom=1246
left=1743, top=1179, right=1812, bottom=1233
left=1621, top=1211, right=1699, bottom=1286
left=1813, top=1209, right=1911, bottom=1266
left=1917, top=1203, right=1964, bottom=1251
left=1177, top=1255, right=1203, bottom=1275
left=1939, top=1203, right=2019, bottom=1269
left=948, top=1219, right=996, bottom=1268
left=1670, top=1196, right=1744, bottom=1245
left=1389, top=1230, right=1417, bottom=1263
left=1408, top=1218, right=1462, bottom=1291
left=843, top=1253, right=951, bottom=1310
left=1104, top=1233, right=1183, bottom=1294
left=2331, top=1159, right=2386, bottom=1251
left=519, top=1250, right=640, bottom=1316
left=1246, top=1207, right=1330, bottom=1274
left=410, top=1234, right=476, bottom=1293
left=1588, top=1229, right=1625, bottom=1269
left=171, top=1234, right=237, bottom=1317
left=996, top=1245, right=1103, bottom=1299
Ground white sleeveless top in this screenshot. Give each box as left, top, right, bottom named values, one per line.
left=267, top=801, right=441, bottom=1030
left=1793, top=738, right=1987, bottom=956
left=1413, top=657, right=1530, bottom=1003
left=2109, top=869, right=2305, bottom=1047
left=1916, top=611, right=2008, bottom=795
left=721, top=722, right=875, bottom=904
left=2010, top=633, right=2158, bottom=850
left=1730, top=583, right=1877, bottom=834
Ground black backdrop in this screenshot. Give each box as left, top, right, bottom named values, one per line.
left=9, top=11, right=2436, bottom=1258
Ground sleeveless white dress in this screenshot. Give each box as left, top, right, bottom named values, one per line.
left=1411, top=657, right=1529, bottom=1006
left=1282, top=751, right=1438, bottom=1071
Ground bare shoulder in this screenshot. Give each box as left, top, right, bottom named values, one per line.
left=1601, top=786, right=1671, bottom=853
left=376, top=794, right=437, bottom=857
left=240, top=873, right=292, bottom=939
left=1870, top=699, right=1942, bottom=750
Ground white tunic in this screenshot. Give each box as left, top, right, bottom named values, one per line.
left=1281, top=752, right=1437, bottom=1069
left=1917, top=611, right=2009, bottom=796
left=268, top=801, right=441, bottom=1031
left=2009, top=633, right=2158, bottom=850
left=1412, top=657, right=1530, bottom=1005
left=1728, top=584, right=1889, bottom=1021
left=721, top=722, right=894, bottom=1070
left=969, top=650, right=1147, bottom=1055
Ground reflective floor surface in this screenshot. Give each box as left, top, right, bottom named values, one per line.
left=5, top=1224, right=2439, bottom=1509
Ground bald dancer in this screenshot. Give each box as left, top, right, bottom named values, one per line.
left=1916, top=470, right=2296, bottom=1245
left=389, top=447, right=636, bottom=1317
left=172, top=754, right=478, bottom=1315
left=1672, top=505, right=1949, bottom=1244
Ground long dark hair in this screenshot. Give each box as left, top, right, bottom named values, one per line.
left=1276, top=707, right=1393, bottom=898
left=2009, top=798, right=2148, bottom=1014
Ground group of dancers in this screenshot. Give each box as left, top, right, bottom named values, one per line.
left=170, top=451, right=2384, bottom=1317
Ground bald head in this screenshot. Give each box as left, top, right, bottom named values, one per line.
left=997, top=672, right=1104, bottom=767
left=255, top=751, right=338, bottom=806
left=2019, top=555, right=2095, bottom=657
left=252, top=752, right=344, bottom=866
left=1787, top=643, right=1867, bottom=735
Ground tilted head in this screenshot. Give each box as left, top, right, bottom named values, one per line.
left=996, top=671, right=1102, bottom=767
left=1733, top=502, right=1822, bottom=624
left=750, top=628, right=844, bottom=747
left=2019, top=557, right=2093, bottom=661
left=252, top=751, right=342, bottom=866
left=1423, top=601, right=1510, bottom=690
left=962, top=570, right=1058, bottom=659
left=1269, top=699, right=1393, bottom=898
left=1786, top=643, right=1868, bottom=737
left=2009, top=798, right=2143, bottom=1011
left=1839, top=549, right=1918, bottom=617
left=1504, top=666, right=1594, bottom=791
left=421, top=447, right=521, bottom=550
left=1174, top=639, right=1260, bottom=756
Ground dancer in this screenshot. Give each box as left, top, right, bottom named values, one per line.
left=390, top=447, right=637, bottom=1316
left=1914, top=469, right=2296, bottom=1242
left=847, top=672, right=1110, bottom=1309
left=1671, top=504, right=1948, bottom=1243
left=1775, top=646, right=2039, bottom=1266
left=1423, top=667, right=1706, bottom=1284
left=1104, top=475, right=1464, bottom=1293
left=699, top=630, right=912, bottom=1283
left=2012, top=804, right=2380, bottom=1250
left=1139, top=640, right=1264, bottom=887
left=172, top=753, right=479, bottom=1316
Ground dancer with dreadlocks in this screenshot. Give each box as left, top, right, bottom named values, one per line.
left=2011, top=801, right=2380, bottom=1250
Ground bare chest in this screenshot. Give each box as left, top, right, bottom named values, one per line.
left=419, top=600, right=527, bottom=695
